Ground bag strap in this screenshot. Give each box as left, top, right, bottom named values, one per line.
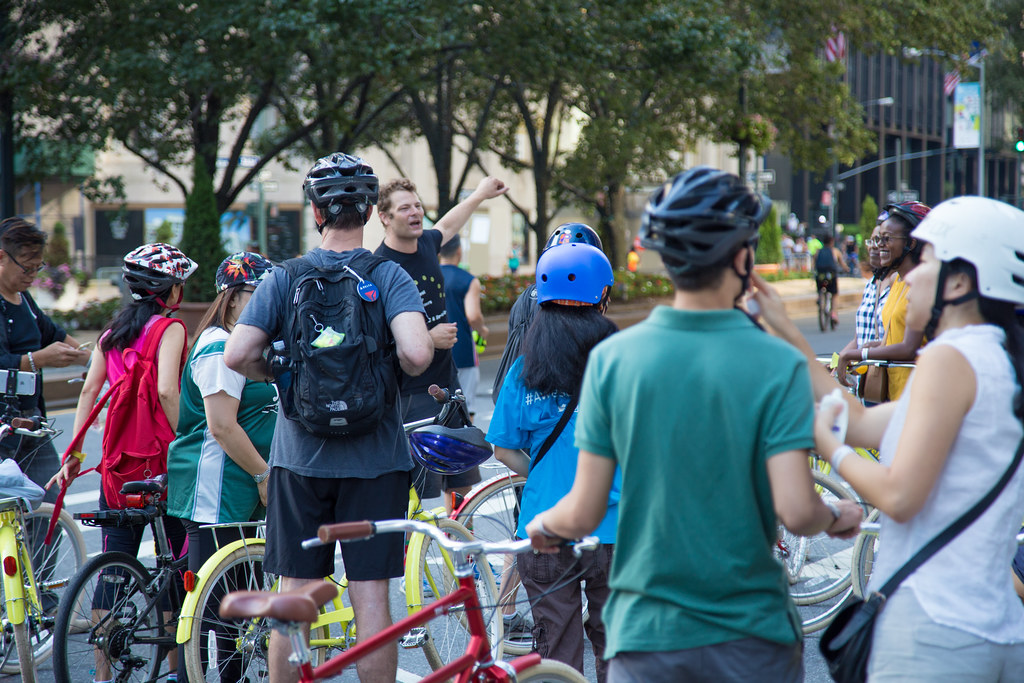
left=531, top=394, right=579, bottom=473
left=878, top=433, right=1024, bottom=597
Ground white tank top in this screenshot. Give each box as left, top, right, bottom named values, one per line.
left=868, top=324, right=1024, bottom=643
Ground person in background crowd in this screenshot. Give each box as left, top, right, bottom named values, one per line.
left=439, top=236, right=488, bottom=417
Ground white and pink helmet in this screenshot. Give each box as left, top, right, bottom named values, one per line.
left=122, top=243, right=197, bottom=300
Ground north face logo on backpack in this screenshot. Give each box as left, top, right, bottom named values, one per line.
left=277, top=252, right=397, bottom=438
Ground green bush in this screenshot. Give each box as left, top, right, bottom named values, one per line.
left=755, top=204, right=782, bottom=264
left=50, top=297, right=121, bottom=331
left=859, top=195, right=879, bottom=263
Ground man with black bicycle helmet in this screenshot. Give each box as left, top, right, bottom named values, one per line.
left=491, top=222, right=604, bottom=404
left=225, top=152, right=432, bottom=683
left=525, top=167, right=861, bottom=683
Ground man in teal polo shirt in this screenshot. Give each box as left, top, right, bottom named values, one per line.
left=525, top=167, right=862, bottom=682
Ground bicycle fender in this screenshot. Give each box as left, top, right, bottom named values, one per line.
left=0, top=524, right=25, bottom=623
left=509, top=653, right=543, bottom=672
left=176, top=537, right=266, bottom=644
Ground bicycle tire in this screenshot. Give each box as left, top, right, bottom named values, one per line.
left=0, top=502, right=88, bottom=675
left=818, top=289, right=827, bottom=332
left=453, top=474, right=536, bottom=655
left=53, top=551, right=170, bottom=683
left=13, top=620, right=36, bottom=683
left=851, top=508, right=882, bottom=599
left=184, top=540, right=275, bottom=683
left=408, top=517, right=503, bottom=671
left=827, top=291, right=837, bottom=329
left=514, top=658, right=589, bottom=682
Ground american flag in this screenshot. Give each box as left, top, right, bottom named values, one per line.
left=943, top=70, right=961, bottom=97
left=825, top=31, right=847, bottom=63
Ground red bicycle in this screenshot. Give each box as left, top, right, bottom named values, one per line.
left=219, top=518, right=594, bottom=682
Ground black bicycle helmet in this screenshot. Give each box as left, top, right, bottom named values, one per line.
left=302, top=153, right=379, bottom=218
left=640, top=166, right=770, bottom=275
left=544, top=222, right=603, bottom=251
left=409, top=424, right=493, bottom=475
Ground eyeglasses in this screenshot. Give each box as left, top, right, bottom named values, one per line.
left=4, top=251, right=46, bottom=276
left=865, top=235, right=905, bottom=248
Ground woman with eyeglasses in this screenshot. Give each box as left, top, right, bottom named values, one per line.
left=166, top=252, right=277, bottom=682
left=835, top=202, right=930, bottom=401
left=834, top=220, right=896, bottom=390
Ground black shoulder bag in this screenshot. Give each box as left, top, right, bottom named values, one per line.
left=530, top=394, right=579, bottom=473
left=820, top=434, right=1024, bottom=683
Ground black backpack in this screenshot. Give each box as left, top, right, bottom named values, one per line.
left=277, top=251, right=397, bottom=437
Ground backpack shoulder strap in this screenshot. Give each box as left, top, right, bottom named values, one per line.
left=140, top=316, right=185, bottom=360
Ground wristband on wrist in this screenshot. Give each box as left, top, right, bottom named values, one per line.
left=27, top=351, right=36, bottom=373
left=534, top=515, right=556, bottom=538
left=861, top=347, right=869, bottom=361
left=831, top=445, right=856, bottom=472
left=69, top=450, right=86, bottom=463
left=253, top=467, right=271, bottom=484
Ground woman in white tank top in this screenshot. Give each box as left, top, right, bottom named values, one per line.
left=752, top=196, right=1024, bottom=682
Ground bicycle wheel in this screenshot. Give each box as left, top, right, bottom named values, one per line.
left=851, top=508, right=882, bottom=599
left=53, top=551, right=172, bottom=683
left=818, top=290, right=827, bottom=331
left=408, top=517, right=502, bottom=671
left=184, top=540, right=275, bottom=683
left=0, top=502, right=88, bottom=675
left=514, top=658, right=589, bottom=682
left=453, top=474, right=535, bottom=654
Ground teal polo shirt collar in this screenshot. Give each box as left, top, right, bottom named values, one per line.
left=647, top=305, right=757, bottom=331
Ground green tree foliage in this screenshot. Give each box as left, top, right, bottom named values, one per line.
left=43, top=221, right=70, bottom=266
left=756, top=204, right=783, bottom=264
left=179, top=162, right=227, bottom=302
left=859, top=194, right=879, bottom=262
left=984, top=0, right=1024, bottom=154
left=154, top=220, right=175, bottom=245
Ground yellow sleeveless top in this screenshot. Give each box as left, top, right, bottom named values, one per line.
left=881, top=276, right=912, bottom=400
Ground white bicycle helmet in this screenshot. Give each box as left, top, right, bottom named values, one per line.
left=122, top=243, right=197, bottom=300
left=912, top=197, right=1024, bottom=305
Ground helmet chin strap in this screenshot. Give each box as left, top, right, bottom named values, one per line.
left=732, top=246, right=754, bottom=306
left=154, top=286, right=183, bottom=313
left=924, top=262, right=977, bottom=339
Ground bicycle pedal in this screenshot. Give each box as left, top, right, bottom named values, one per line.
left=399, top=628, right=429, bottom=649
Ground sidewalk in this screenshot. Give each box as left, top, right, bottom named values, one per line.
left=41, top=275, right=869, bottom=409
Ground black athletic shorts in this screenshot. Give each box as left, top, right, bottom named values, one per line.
left=816, top=270, right=838, bottom=295
left=264, top=467, right=410, bottom=581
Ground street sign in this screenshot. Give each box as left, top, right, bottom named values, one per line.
left=261, top=180, right=279, bottom=192
left=886, top=190, right=919, bottom=203
left=757, top=170, right=776, bottom=184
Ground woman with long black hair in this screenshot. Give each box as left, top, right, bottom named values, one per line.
left=487, top=242, right=619, bottom=682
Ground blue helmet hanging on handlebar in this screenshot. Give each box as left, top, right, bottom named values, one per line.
left=409, top=424, right=493, bottom=475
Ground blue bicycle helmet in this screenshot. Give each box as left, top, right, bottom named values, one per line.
left=410, top=425, right=492, bottom=475
left=536, top=243, right=613, bottom=305
left=544, top=222, right=603, bottom=251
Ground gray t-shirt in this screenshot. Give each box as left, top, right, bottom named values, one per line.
left=236, top=248, right=426, bottom=479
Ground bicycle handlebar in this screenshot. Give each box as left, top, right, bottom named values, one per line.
left=303, top=518, right=601, bottom=559
left=0, top=416, right=56, bottom=441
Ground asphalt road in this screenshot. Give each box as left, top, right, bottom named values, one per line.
left=13, top=308, right=855, bottom=683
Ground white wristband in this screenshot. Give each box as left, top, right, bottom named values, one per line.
left=831, top=445, right=856, bottom=472
left=535, top=515, right=556, bottom=538
left=861, top=347, right=869, bottom=361
left=26, top=351, right=36, bottom=373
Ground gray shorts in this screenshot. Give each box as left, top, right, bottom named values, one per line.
left=608, top=637, right=803, bottom=683
left=869, top=587, right=1024, bottom=682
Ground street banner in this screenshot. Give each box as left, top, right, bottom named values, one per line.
left=953, top=82, right=981, bottom=150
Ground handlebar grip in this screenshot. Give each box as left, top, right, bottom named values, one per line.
left=11, top=416, right=38, bottom=430
left=428, top=384, right=448, bottom=403
left=317, top=521, right=375, bottom=544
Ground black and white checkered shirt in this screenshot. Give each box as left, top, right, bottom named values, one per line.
left=854, top=278, right=890, bottom=348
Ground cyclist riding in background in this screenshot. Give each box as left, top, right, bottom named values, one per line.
left=488, top=241, right=620, bottom=682
left=491, top=223, right=604, bottom=404
left=525, top=167, right=861, bottom=683
left=814, top=234, right=847, bottom=325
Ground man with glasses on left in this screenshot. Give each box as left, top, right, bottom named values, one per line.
left=0, top=217, right=91, bottom=495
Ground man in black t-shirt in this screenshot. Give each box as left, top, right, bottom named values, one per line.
left=375, top=176, right=508, bottom=505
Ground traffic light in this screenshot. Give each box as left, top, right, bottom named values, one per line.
left=1016, top=127, right=1024, bottom=154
